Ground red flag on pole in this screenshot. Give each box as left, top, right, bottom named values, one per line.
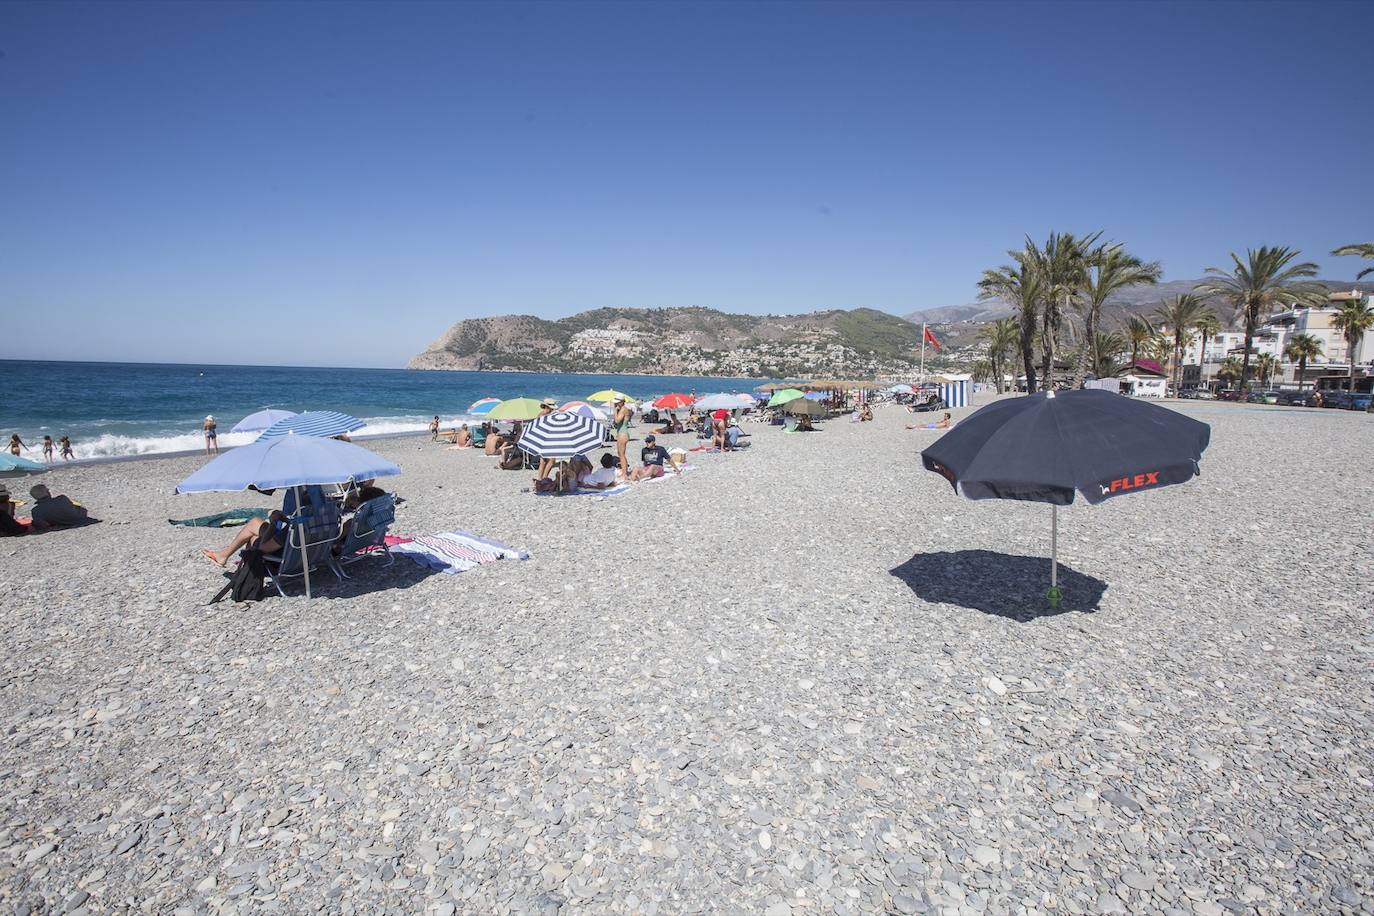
left=923, top=326, right=942, bottom=351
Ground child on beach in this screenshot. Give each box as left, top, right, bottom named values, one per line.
left=42, top=436, right=54, bottom=462
left=59, top=436, right=74, bottom=460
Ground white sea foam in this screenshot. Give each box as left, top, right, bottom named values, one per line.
left=63, top=414, right=474, bottom=461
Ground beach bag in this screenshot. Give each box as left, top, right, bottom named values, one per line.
left=500, top=449, right=525, bottom=471
left=212, top=548, right=268, bottom=603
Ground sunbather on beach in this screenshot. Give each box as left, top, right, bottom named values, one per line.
left=711, top=409, right=728, bottom=452
left=578, top=453, right=620, bottom=490
left=907, top=412, right=953, bottom=430
left=655, top=413, right=680, bottom=435
left=452, top=424, right=472, bottom=448
left=28, top=484, right=90, bottom=530
left=795, top=415, right=815, bottom=432
left=630, top=435, right=672, bottom=481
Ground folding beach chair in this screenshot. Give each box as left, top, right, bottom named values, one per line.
left=263, top=499, right=343, bottom=596
left=330, top=494, right=396, bottom=577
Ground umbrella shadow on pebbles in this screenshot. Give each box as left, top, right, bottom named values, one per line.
left=889, top=550, right=1107, bottom=619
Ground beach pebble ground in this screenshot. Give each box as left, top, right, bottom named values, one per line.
left=1, top=398, right=1371, bottom=914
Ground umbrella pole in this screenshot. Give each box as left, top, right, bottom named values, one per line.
left=1047, top=504, right=1062, bottom=609
left=296, top=485, right=312, bottom=600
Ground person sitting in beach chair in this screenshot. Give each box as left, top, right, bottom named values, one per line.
left=795, top=415, right=815, bottom=432
left=630, top=435, right=672, bottom=481
left=203, top=509, right=290, bottom=566
left=332, top=486, right=396, bottom=573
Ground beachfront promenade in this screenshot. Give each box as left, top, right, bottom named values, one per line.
left=1, top=397, right=1371, bottom=914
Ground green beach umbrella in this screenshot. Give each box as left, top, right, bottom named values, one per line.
left=767, top=388, right=805, bottom=407
left=486, top=397, right=544, bottom=421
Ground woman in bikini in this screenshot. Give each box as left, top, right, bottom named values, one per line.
left=612, top=397, right=632, bottom=479
left=9, top=434, right=26, bottom=457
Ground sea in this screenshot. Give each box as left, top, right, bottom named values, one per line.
left=1, top=360, right=770, bottom=461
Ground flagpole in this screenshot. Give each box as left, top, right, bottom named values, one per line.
left=919, top=322, right=927, bottom=385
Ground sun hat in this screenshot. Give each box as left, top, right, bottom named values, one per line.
left=540, top=397, right=556, bottom=407
left=206, top=415, right=215, bottom=421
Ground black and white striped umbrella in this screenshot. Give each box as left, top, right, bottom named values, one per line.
left=517, top=411, right=606, bottom=459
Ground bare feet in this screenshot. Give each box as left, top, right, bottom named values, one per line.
left=202, top=548, right=226, bottom=567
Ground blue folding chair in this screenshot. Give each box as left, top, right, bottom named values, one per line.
left=330, top=494, right=396, bottom=577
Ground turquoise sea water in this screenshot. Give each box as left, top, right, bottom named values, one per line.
left=0, top=360, right=768, bottom=460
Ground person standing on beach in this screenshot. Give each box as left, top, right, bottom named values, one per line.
left=430, top=416, right=440, bottom=441
left=41, top=436, right=54, bottom=463
left=59, top=436, right=74, bottom=461
left=612, top=397, right=632, bottom=479
left=203, top=415, right=219, bottom=455
left=535, top=399, right=557, bottom=480
left=8, top=434, right=26, bottom=456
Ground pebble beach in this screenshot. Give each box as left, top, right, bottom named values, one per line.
left=2, top=397, right=1372, bottom=915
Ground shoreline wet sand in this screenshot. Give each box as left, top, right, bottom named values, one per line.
left=2, top=397, right=1371, bottom=913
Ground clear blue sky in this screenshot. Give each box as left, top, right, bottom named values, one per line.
left=2, top=0, right=1370, bottom=367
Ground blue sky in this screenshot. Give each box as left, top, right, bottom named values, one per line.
left=2, top=0, right=1370, bottom=367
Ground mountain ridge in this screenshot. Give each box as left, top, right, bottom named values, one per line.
left=409, top=306, right=946, bottom=377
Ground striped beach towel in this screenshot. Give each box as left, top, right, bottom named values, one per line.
left=384, top=531, right=528, bottom=575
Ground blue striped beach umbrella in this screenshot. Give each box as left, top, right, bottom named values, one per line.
left=257, top=410, right=365, bottom=441
left=469, top=398, right=501, bottom=415
left=231, top=408, right=297, bottom=433
left=517, top=411, right=606, bottom=459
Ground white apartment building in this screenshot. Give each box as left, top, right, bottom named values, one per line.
left=1176, top=290, right=1371, bottom=385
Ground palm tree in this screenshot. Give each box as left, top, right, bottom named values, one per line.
left=1254, top=352, right=1278, bottom=388
left=1124, top=314, right=1155, bottom=369
left=1331, top=296, right=1374, bottom=395
left=1283, top=333, right=1323, bottom=390
left=1218, top=355, right=1244, bottom=386
left=979, top=318, right=1019, bottom=393
left=1331, top=242, right=1374, bottom=280
left=1154, top=294, right=1211, bottom=393
left=1196, top=246, right=1326, bottom=392
left=978, top=263, right=1044, bottom=393
left=1093, top=331, right=1127, bottom=376
left=1016, top=232, right=1100, bottom=390
left=1193, top=310, right=1222, bottom=386
left=1074, top=245, right=1162, bottom=386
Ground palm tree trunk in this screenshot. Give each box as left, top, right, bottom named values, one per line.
left=1073, top=306, right=1097, bottom=387
left=1199, top=331, right=1209, bottom=386
left=1020, top=312, right=1038, bottom=394
left=1298, top=356, right=1306, bottom=390
left=1239, top=310, right=1255, bottom=392
left=1174, top=337, right=1183, bottom=393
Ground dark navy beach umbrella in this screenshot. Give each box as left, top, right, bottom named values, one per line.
left=920, top=390, right=1210, bottom=606
left=257, top=410, right=365, bottom=441
left=517, top=411, right=605, bottom=459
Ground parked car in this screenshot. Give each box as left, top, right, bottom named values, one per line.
left=1276, top=389, right=1321, bottom=407
left=1217, top=389, right=1242, bottom=402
